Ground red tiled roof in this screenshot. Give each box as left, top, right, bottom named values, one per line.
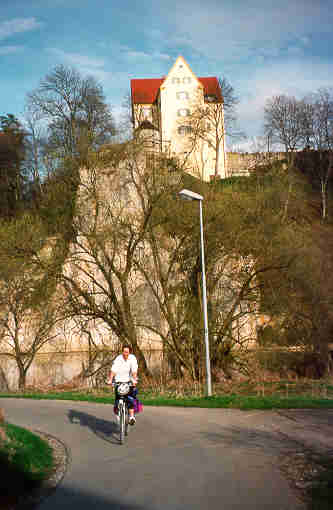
left=198, top=77, right=223, bottom=102
left=131, top=76, right=223, bottom=104
left=131, top=78, right=165, bottom=104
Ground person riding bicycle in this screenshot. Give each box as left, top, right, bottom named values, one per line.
left=107, top=345, right=138, bottom=426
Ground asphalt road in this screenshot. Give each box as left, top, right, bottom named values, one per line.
left=1, top=399, right=315, bottom=510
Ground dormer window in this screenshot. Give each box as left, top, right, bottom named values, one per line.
left=183, top=77, right=191, bottom=84
left=178, top=125, right=192, bottom=135
left=177, top=91, right=189, bottom=100
left=205, top=94, right=218, bottom=102
left=177, top=108, right=190, bottom=117
left=172, top=78, right=180, bottom=84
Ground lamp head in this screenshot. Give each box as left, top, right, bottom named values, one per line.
left=178, top=189, right=203, bottom=201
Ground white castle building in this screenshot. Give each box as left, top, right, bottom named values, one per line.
left=131, top=56, right=227, bottom=181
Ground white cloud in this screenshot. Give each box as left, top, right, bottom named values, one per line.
left=235, top=56, right=333, bottom=138
left=0, top=45, right=24, bottom=55
left=155, top=0, right=333, bottom=63
left=123, top=49, right=171, bottom=61
left=0, top=18, right=42, bottom=41
left=126, top=50, right=151, bottom=59
left=46, top=48, right=115, bottom=82
left=48, top=48, right=106, bottom=68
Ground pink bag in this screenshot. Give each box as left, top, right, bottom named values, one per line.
left=133, top=399, right=143, bottom=414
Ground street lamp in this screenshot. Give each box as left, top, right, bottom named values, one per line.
left=178, top=189, right=212, bottom=396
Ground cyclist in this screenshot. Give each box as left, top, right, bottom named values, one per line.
left=107, top=345, right=138, bottom=426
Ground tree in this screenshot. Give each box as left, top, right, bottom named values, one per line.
left=0, top=114, right=26, bottom=218
left=26, top=65, right=115, bottom=162
left=298, top=88, right=333, bottom=220
left=59, top=141, right=174, bottom=376
left=0, top=214, right=63, bottom=389
left=181, top=77, right=239, bottom=180
left=21, top=108, right=47, bottom=201
left=264, top=95, right=305, bottom=155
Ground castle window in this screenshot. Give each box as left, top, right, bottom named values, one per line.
left=177, top=91, right=189, bottom=100
left=172, top=78, right=180, bottom=84
left=205, top=94, right=218, bottom=102
left=177, top=108, right=190, bottom=117
left=142, top=106, right=150, bottom=120
left=178, top=125, right=192, bottom=135
left=183, top=77, right=191, bottom=84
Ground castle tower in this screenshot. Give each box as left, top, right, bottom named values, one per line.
left=131, top=56, right=227, bottom=181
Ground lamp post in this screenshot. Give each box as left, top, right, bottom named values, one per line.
left=178, top=189, right=212, bottom=396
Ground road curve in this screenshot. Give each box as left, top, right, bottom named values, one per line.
left=1, top=398, right=305, bottom=510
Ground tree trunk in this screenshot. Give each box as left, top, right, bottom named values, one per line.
left=214, top=141, right=220, bottom=177
left=18, top=368, right=26, bottom=391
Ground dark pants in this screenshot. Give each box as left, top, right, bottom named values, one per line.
left=114, top=386, right=138, bottom=411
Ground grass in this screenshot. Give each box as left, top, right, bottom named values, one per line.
left=1, top=379, right=333, bottom=410
left=306, top=455, right=333, bottom=510
left=0, top=422, right=54, bottom=500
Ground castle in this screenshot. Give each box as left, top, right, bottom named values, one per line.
left=131, top=56, right=227, bottom=181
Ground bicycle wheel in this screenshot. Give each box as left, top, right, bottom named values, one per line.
left=119, top=402, right=125, bottom=444
left=125, top=405, right=129, bottom=436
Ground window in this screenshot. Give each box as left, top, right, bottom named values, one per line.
left=176, top=91, right=189, bottom=100
left=172, top=77, right=180, bottom=84
left=183, top=77, right=191, bottom=84
left=177, top=108, right=190, bottom=117
left=178, top=125, right=192, bottom=135
left=142, top=106, right=150, bottom=120
left=205, top=94, right=217, bottom=102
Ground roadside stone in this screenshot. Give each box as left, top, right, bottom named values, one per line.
left=15, top=430, right=70, bottom=510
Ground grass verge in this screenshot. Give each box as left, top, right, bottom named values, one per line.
left=306, top=455, right=333, bottom=510
left=0, top=422, right=54, bottom=497
left=1, top=390, right=333, bottom=410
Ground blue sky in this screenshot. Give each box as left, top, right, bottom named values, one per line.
left=1, top=0, right=333, bottom=149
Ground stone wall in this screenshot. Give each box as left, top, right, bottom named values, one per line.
left=0, top=348, right=165, bottom=391
left=226, top=152, right=286, bottom=177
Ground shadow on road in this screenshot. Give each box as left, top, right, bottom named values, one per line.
left=40, top=483, right=147, bottom=510
left=201, top=425, right=299, bottom=453
left=67, top=409, right=120, bottom=445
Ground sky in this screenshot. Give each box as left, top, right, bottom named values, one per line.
left=1, top=0, right=333, bottom=150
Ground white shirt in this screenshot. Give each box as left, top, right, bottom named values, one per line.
left=111, top=354, right=138, bottom=382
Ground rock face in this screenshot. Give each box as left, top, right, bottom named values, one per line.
left=0, top=366, right=9, bottom=392
left=0, top=148, right=260, bottom=390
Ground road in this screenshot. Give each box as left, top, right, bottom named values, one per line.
left=2, top=398, right=324, bottom=510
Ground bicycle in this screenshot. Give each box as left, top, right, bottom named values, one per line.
left=114, top=381, right=134, bottom=445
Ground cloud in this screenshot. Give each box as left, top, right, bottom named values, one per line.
left=0, top=45, right=24, bottom=55
left=48, top=48, right=106, bottom=68
left=122, top=49, right=171, bottom=61
left=0, top=17, right=42, bottom=41
left=155, top=0, right=333, bottom=63
left=46, top=48, right=115, bottom=82
left=235, top=56, right=333, bottom=137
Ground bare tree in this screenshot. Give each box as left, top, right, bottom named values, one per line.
left=21, top=108, right=48, bottom=201
left=180, top=77, right=239, bottom=180
left=59, top=141, right=178, bottom=376
left=300, top=88, right=333, bottom=220
left=26, top=65, right=115, bottom=161
left=264, top=95, right=305, bottom=156
left=0, top=288, right=61, bottom=389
